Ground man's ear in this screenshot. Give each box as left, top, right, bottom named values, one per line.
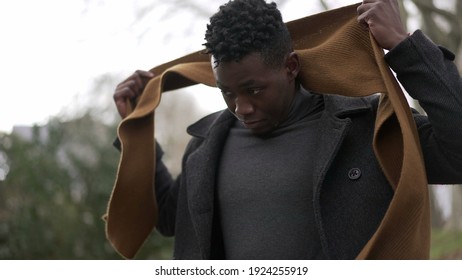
left=285, top=52, right=300, bottom=80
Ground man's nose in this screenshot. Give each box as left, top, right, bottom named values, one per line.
left=234, top=96, right=255, bottom=116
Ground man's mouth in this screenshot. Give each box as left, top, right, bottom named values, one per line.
left=242, top=120, right=263, bottom=129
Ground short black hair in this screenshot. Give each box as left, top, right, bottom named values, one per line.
left=204, top=0, right=292, bottom=68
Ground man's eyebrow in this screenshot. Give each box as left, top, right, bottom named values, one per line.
left=216, top=79, right=259, bottom=89
left=238, top=79, right=257, bottom=87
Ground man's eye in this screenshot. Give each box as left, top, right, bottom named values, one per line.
left=250, top=88, right=262, bottom=95
left=221, top=90, right=233, bottom=97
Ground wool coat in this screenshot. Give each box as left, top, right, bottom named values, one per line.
left=152, top=30, right=462, bottom=259
left=105, top=4, right=462, bottom=259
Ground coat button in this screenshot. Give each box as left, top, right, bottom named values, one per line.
left=348, top=168, right=361, bottom=180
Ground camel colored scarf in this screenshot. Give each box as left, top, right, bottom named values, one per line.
left=105, top=3, right=430, bottom=259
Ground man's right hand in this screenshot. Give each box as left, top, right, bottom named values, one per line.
left=113, top=70, right=155, bottom=119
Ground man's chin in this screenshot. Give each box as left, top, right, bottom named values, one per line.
left=249, top=124, right=275, bottom=137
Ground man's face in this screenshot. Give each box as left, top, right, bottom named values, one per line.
left=212, top=52, right=297, bottom=135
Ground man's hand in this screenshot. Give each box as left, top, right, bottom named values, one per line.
left=113, top=70, right=155, bottom=119
left=357, top=0, right=408, bottom=50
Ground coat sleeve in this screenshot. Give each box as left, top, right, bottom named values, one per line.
left=385, top=30, right=462, bottom=184
left=154, top=134, right=207, bottom=237
left=154, top=142, right=180, bottom=236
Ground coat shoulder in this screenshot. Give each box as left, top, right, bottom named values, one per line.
left=186, top=110, right=233, bottom=138
left=322, top=93, right=378, bottom=117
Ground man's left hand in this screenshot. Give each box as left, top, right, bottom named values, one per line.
left=357, top=0, right=408, bottom=50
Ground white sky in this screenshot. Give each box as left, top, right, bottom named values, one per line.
left=0, top=0, right=360, bottom=133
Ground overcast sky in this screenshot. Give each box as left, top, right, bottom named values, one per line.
left=1, top=0, right=364, bottom=133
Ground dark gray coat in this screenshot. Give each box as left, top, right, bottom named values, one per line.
left=153, top=30, right=462, bottom=259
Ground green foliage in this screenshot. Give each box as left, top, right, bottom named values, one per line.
left=0, top=114, right=173, bottom=259
left=431, top=228, right=462, bottom=259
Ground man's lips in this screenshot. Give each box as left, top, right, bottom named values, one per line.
left=242, top=120, right=263, bottom=129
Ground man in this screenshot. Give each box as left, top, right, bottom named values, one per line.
left=112, top=0, right=462, bottom=259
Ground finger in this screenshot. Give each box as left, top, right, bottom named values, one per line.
left=115, top=98, right=128, bottom=118
left=118, top=70, right=154, bottom=90
left=136, top=70, right=155, bottom=91
left=114, top=84, right=138, bottom=101
left=118, top=75, right=143, bottom=93
left=357, top=2, right=373, bottom=16
left=123, top=70, right=155, bottom=94
left=130, top=70, right=155, bottom=90
left=357, top=2, right=377, bottom=30
left=135, top=69, right=155, bottom=80
left=113, top=86, right=137, bottom=119
left=114, top=83, right=137, bottom=101
left=357, top=10, right=370, bottom=29
left=116, top=74, right=150, bottom=99
left=113, top=70, right=155, bottom=118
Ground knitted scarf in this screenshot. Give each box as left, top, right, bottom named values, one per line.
left=105, top=3, right=430, bottom=259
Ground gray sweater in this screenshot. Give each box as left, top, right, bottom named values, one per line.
left=217, top=89, right=325, bottom=259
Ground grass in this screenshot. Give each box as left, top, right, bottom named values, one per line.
left=430, top=228, right=462, bottom=259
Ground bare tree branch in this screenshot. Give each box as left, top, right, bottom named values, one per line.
left=410, top=0, right=461, bottom=53
left=319, top=0, right=329, bottom=11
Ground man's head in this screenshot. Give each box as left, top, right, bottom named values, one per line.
left=204, top=0, right=300, bottom=136
left=204, top=0, right=292, bottom=68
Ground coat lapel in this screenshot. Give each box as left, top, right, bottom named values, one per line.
left=311, top=110, right=351, bottom=258
left=184, top=111, right=234, bottom=258
left=311, top=94, right=372, bottom=258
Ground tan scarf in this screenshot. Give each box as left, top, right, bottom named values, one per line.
left=104, top=3, right=430, bottom=259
